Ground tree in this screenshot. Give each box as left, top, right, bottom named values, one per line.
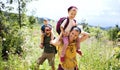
left=108, top=25, right=119, bottom=41
left=5, top=0, right=33, bottom=28
left=0, top=0, right=34, bottom=60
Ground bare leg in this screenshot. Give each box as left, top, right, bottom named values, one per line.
left=60, top=36, right=69, bottom=62
left=40, top=32, right=44, bottom=48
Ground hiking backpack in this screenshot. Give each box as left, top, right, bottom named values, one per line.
left=56, top=17, right=76, bottom=35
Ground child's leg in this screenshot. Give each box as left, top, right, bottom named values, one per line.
left=60, top=36, right=69, bottom=62
left=40, top=32, right=44, bottom=48
left=50, top=31, right=54, bottom=40
left=41, top=32, right=44, bottom=43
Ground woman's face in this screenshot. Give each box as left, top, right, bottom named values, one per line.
left=69, top=30, right=79, bottom=42
left=68, top=8, right=77, bottom=19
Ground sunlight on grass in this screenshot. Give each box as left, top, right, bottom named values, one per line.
left=0, top=23, right=120, bottom=70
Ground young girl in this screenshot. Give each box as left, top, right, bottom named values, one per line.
left=60, top=6, right=82, bottom=62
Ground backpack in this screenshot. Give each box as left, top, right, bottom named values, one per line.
left=56, top=17, right=76, bottom=35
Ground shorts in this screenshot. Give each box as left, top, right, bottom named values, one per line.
left=37, top=52, right=55, bottom=66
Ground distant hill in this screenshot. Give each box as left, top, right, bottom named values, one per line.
left=36, top=17, right=55, bottom=24
left=100, top=26, right=113, bottom=30
left=36, top=17, right=119, bottom=31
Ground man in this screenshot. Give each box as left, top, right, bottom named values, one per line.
left=40, top=18, right=54, bottom=48
left=35, top=24, right=56, bottom=70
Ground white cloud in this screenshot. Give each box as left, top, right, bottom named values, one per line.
left=26, top=0, right=120, bottom=27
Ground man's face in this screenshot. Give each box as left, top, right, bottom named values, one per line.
left=45, top=27, right=51, bottom=35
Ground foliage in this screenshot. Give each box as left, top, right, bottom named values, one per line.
left=108, top=25, right=120, bottom=41
left=0, top=22, right=120, bottom=70
left=0, top=1, right=120, bottom=70
left=117, top=31, right=120, bottom=38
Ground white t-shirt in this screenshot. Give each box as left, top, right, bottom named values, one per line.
left=61, top=19, right=76, bottom=33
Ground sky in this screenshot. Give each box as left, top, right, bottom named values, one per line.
left=1, top=0, right=120, bottom=27
left=25, top=0, right=120, bottom=27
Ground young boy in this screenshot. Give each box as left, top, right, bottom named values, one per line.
left=40, top=18, right=54, bottom=48
left=60, top=6, right=82, bottom=62
left=35, top=25, right=56, bottom=70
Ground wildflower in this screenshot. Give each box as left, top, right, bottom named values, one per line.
left=3, top=38, right=6, bottom=41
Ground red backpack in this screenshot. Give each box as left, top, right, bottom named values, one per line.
left=56, top=17, right=76, bottom=35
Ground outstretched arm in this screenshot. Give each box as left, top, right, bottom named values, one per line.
left=79, top=32, right=89, bottom=42
left=50, top=36, right=61, bottom=47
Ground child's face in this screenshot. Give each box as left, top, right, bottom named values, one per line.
left=43, top=20, right=48, bottom=25
left=68, top=8, right=77, bottom=19
left=69, top=30, right=79, bottom=42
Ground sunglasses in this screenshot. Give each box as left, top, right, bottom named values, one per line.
left=45, top=29, right=51, bottom=31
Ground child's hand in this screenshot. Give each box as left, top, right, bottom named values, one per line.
left=63, top=31, right=69, bottom=37
left=40, top=43, right=44, bottom=49
left=50, top=40, right=53, bottom=45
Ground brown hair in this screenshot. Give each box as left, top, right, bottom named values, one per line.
left=68, top=6, right=78, bottom=12
left=70, top=26, right=81, bottom=34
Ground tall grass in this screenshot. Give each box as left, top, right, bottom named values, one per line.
left=0, top=24, right=120, bottom=70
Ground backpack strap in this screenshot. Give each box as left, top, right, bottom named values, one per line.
left=63, top=17, right=76, bottom=30
left=63, top=17, right=69, bottom=30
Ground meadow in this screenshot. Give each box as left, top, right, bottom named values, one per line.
left=0, top=23, right=120, bottom=70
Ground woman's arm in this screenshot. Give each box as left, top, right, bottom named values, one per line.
left=50, top=36, right=61, bottom=47
left=79, top=32, right=89, bottom=42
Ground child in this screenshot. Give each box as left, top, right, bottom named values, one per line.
left=60, top=6, right=82, bottom=62
left=40, top=18, right=54, bottom=48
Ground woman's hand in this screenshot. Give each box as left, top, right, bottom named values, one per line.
left=79, top=32, right=89, bottom=42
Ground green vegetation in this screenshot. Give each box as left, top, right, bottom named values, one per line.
left=0, top=0, right=120, bottom=70
left=0, top=23, right=120, bottom=70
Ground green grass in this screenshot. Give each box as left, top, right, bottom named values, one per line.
left=0, top=23, right=120, bottom=70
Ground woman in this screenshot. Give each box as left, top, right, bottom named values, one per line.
left=51, top=26, right=89, bottom=70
